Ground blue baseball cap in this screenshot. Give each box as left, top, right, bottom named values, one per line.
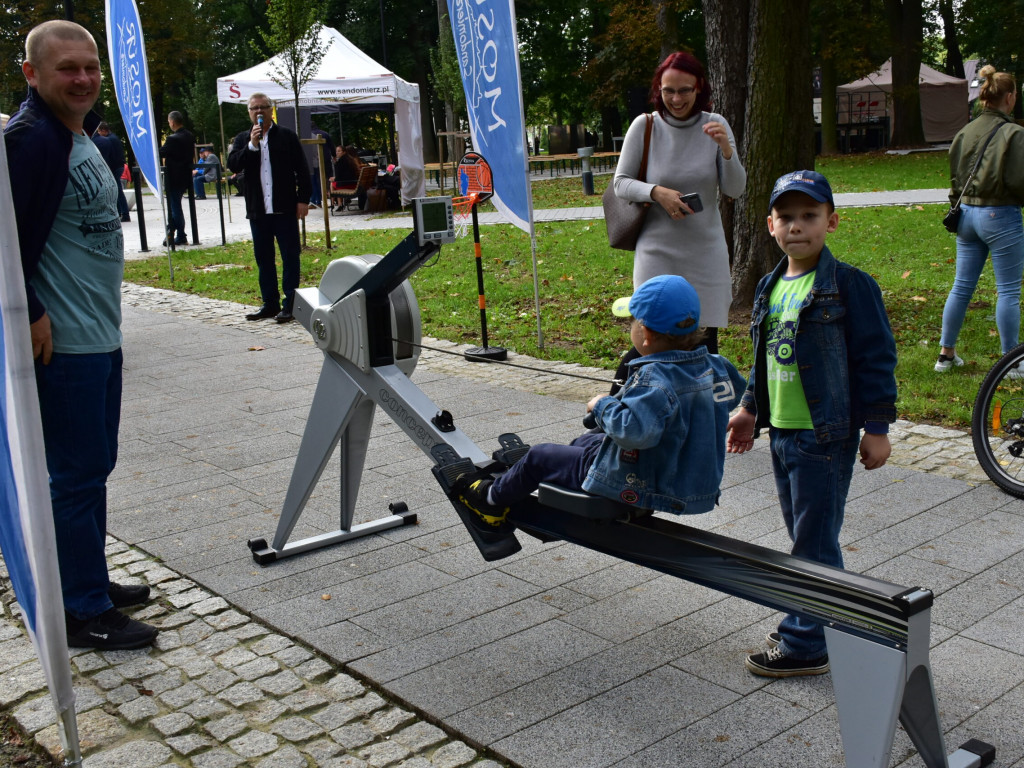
left=612, top=275, right=701, bottom=336
left=768, top=170, right=834, bottom=211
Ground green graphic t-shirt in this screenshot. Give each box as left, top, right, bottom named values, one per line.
left=766, top=270, right=815, bottom=429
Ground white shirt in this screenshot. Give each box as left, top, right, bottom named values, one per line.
left=249, top=123, right=275, bottom=214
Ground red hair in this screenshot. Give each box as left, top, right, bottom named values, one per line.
left=650, top=52, right=712, bottom=119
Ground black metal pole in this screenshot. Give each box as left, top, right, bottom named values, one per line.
left=215, top=165, right=227, bottom=245
left=132, top=167, right=149, bottom=253
left=463, top=201, right=507, bottom=362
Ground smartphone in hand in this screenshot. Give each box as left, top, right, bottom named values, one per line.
left=679, top=192, right=703, bottom=213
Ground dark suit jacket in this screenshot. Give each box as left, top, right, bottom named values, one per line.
left=161, top=127, right=195, bottom=188
left=228, top=123, right=311, bottom=218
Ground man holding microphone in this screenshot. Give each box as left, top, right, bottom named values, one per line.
left=227, top=93, right=310, bottom=323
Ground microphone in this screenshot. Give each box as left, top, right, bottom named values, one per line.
left=257, top=114, right=264, bottom=139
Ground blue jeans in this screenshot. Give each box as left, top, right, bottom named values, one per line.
left=35, top=350, right=122, bottom=620
left=193, top=176, right=207, bottom=199
left=310, top=171, right=322, bottom=206
left=770, top=428, right=859, bottom=659
left=940, top=204, right=1024, bottom=355
left=490, top=432, right=604, bottom=504
left=249, top=214, right=301, bottom=311
left=166, top=184, right=186, bottom=238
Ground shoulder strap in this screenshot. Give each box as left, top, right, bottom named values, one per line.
left=637, top=114, right=654, bottom=183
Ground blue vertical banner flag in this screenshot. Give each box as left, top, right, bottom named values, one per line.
left=106, top=0, right=161, bottom=199
left=0, top=112, right=81, bottom=762
left=447, top=0, right=534, bottom=234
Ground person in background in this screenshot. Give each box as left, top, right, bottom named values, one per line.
left=227, top=92, right=310, bottom=324
left=5, top=19, right=158, bottom=650
left=160, top=110, right=195, bottom=246
left=192, top=146, right=220, bottom=199
left=935, top=65, right=1024, bottom=374
left=611, top=51, right=746, bottom=389
left=308, top=119, right=334, bottom=209
left=330, top=144, right=365, bottom=211
left=91, top=120, right=130, bottom=222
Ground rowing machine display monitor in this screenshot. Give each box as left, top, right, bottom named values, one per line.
left=413, top=196, right=455, bottom=246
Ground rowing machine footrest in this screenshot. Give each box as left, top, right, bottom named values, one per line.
left=537, top=483, right=646, bottom=522
left=429, top=443, right=478, bottom=491
left=493, top=433, right=531, bottom=467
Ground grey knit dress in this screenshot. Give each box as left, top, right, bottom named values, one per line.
left=613, top=111, right=746, bottom=328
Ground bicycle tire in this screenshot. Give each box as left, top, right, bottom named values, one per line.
left=972, top=342, right=1024, bottom=498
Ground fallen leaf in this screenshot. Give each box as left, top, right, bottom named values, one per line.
left=321, top=594, right=331, bottom=600
left=901, top=270, right=911, bottom=279
left=910, top=296, right=927, bottom=302
left=248, top=346, right=266, bottom=351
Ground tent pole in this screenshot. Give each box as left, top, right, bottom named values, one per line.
left=218, top=102, right=231, bottom=222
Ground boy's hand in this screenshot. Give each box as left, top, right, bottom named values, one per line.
left=727, top=409, right=756, bottom=454
left=859, top=433, right=891, bottom=469
left=586, top=394, right=603, bottom=413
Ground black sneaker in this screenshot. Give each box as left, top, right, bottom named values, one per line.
left=108, top=582, right=151, bottom=608
left=66, top=608, right=158, bottom=650
left=745, top=646, right=829, bottom=678
left=456, top=478, right=510, bottom=532
left=766, top=631, right=781, bottom=648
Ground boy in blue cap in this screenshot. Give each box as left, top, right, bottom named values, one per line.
left=727, top=170, right=898, bottom=677
left=457, top=274, right=745, bottom=527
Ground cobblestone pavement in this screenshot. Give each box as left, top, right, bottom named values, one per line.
left=0, top=543, right=507, bottom=768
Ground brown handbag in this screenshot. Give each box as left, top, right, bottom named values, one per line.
left=602, top=114, right=654, bottom=250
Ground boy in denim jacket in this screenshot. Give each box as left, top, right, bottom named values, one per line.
left=458, top=275, right=745, bottom=535
left=727, top=170, right=898, bottom=677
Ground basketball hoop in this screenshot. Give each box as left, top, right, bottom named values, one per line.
left=452, top=193, right=478, bottom=239
left=456, top=152, right=493, bottom=202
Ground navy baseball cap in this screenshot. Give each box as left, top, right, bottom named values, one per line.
left=768, top=170, right=834, bottom=211
left=612, top=274, right=701, bottom=336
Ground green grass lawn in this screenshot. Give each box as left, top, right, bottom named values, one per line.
left=126, top=151, right=997, bottom=430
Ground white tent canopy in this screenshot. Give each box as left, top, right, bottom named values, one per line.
left=217, top=27, right=424, bottom=202
left=837, top=59, right=969, bottom=143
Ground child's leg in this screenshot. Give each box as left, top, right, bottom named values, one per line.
left=490, top=434, right=603, bottom=506
left=770, top=428, right=859, bottom=660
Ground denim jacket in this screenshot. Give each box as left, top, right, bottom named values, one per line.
left=584, top=348, right=745, bottom=514
left=739, top=246, right=898, bottom=442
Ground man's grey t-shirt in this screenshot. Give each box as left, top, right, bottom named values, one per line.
left=32, top=132, right=124, bottom=354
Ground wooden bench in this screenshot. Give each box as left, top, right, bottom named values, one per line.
left=330, top=164, right=377, bottom=213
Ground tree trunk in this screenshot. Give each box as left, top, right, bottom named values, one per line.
left=703, top=0, right=748, bottom=268
left=938, top=0, right=964, bottom=78
left=819, top=49, right=838, bottom=154
left=654, top=0, right=678, bottom=60
left=886, top=0, right=925, bottom=146
left=709, top=0, right=813, bottom=310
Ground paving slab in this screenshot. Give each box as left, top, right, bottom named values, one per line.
left=90, top=291, right=1022, bottom=767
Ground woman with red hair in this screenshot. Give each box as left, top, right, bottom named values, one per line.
left=612, top=52, right=745, bottom=376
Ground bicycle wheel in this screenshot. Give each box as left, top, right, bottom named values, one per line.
left=972, top=342, right=1024, bottom=498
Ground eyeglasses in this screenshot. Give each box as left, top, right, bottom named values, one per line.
left=660, top=86, right=695, bottom=98
left=248, top=104, right=272, bottom=112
